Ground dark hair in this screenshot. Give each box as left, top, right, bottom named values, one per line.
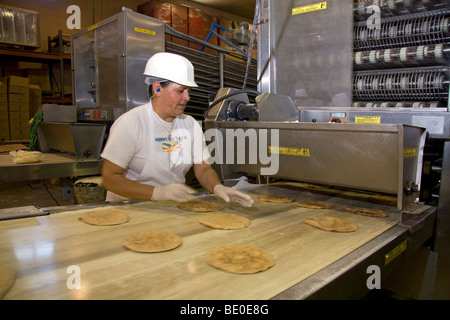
left=148, top=80, right=170, bottom=97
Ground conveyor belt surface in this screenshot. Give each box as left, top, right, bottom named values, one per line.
left=0, top=183, right=429, bottom=300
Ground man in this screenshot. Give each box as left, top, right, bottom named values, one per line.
left=101, top=52, right=253, bottom=207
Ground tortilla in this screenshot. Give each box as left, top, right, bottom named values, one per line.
left=205, top=245, right=274, bottom=274
left=198, top=213, right=250, bottom=230
left=177, top=200, right=224, bottom=212
left=257, top=194, right=294, bottom=203
left=0, top=267, right=14, bottom=299
left=295, top=200, right=335, bottom=209
left=123, top=230, right=182, bottom=253
left=302, top=182, right=329, bottom=189
left=345, top=206, right=389, bottom=218
left=368, top=194, right=397, bottom=205
left=79, top=207, right=129, bottom=226
left=304, top=216, right=358, bottom=232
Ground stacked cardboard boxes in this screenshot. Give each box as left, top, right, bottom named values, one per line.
left=29, top=84, right=42, bottom=118
left=137, top=0, right=257, bottom=60
left=6, top=76, right=30, bottom=141
left=138, top=1, right=219, bottom=52
left=0, top=76, right=42, bottom=142
left=0, top=78, right=8, bottom=141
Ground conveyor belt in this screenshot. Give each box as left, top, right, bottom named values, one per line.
left=0, top=182, right=436, bottom=299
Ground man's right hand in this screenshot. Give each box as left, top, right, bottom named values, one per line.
left=151, top=184, right=195, bottom=202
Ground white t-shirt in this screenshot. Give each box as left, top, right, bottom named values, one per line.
left=101, top=101, right=210, bottom=201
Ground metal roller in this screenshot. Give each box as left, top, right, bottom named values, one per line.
left=354, top=0, right=449, bottom=20
left=353, top=66, right=449, bottom=101
left=354, top=9, right=449, bottom=51
left=352, top=100, right=442, bottom=108
left=354, top=43, right=450, bottom=69
left=165, top=40, right=257, bottom=118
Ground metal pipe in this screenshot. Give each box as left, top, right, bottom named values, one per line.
left=242, top=0, right=260, bottom=89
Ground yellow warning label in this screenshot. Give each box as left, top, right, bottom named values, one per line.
left=134, top=27, right=156, bottom=35
left=403, top=148, right=418, bottom=158
left=269, top=146, right=310, bottom=157
left=87, top=24, right=98, bottom=32
left=385, top=240, right=407, bottom=266
left=292, top=1, right=327, bottom=15
left=355, top=116, right=381, bottom=124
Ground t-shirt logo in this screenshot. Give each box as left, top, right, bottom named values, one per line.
left=162, top=140, right=181, bottom=152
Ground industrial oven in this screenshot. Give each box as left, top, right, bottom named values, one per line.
left=204, top=0, right=449, bottom=298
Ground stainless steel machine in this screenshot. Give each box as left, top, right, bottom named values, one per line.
left=205, top=0, right=449, bottom=299
left=71, top=8, right=166, bottom=121
left=71, top=7, right=257, bottom=121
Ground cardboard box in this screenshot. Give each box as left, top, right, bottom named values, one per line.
left=7, top=92, right=29, bottom=114
left=0, top=78, right=7, bottom=95
left=10, top=131, right=29, bottom=141
left=29, top=84, right=42, bottom=117
left=7, top=76, right=30, bottom=94
left=0, top=112, right=8, bottom=121
left=0, top=94, right=7, bottom=113
left=171, top=4, right=189, bottom=47
left=188, top=8, right=217, bottom=54
left=0, top=130, right=10, bottom=141
left=27, top=69, right=52, bottom=95
left=9, top=117, right=29, bottom=140
left=0, top=119, right=10, bottom=141
left=9, top=119, right=29, bottom=129
left=8, top=111, right=30, bottom=121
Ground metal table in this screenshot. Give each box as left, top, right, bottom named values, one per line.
left=0, top=153, right=103, bottom=183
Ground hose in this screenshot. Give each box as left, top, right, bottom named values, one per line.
left=28, top=110, right=43, bottom=151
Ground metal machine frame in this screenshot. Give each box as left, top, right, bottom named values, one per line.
left=205, top=0, right=449, bottom=299
left=71, top=8, right=166, bottom=121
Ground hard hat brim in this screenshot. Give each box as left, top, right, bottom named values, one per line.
left=180, top=80, right=199, bottom=88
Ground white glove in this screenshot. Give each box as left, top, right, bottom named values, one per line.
left=214, top=184, right=254, bottom=208
left=151, top=184, right=195, bottom=202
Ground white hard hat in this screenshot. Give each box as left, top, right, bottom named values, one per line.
left=143, top=52, right=198, bottom=87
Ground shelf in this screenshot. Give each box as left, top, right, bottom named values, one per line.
left=0, top=48, right=70, bottom=62
left=0, top=46, right=71, bottom=99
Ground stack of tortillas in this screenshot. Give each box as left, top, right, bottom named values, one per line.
left=198, top=213, right=250, bottom=230
left=304, top=216, right=358, bottom=232
left=257, top=194, right=294, bottom=203
left=205, top=245, right=274, bottom=274
left=79, top=207, right=129, bottom=226
left=177, top=200, right=224, bottom=212
left=123, top=230, right=182, bottom=253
